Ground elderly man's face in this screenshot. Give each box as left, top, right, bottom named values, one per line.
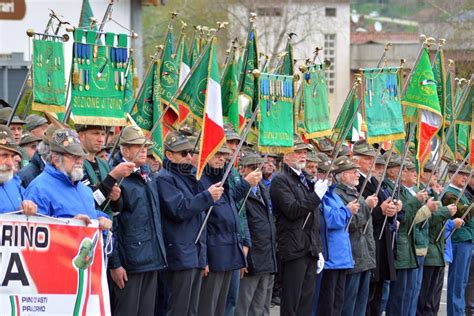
left=305, top=161, right=318, bottom=178
left=31, top=124, right=48, bottom=138
left=451, top=172, right=468, bottom=188
left=0, top=148, right=15, bottom=183
left=339, top=169, right=360, bottom=187
left=208, top=152, right=228, bottom=169
left=284, top=149, right=307, bottom=170
left=52, top=152, right=85, bottom=182
left=355, top=155, right=374, bottom=174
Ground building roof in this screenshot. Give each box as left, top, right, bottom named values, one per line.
left=351, top=32, right=420, bottom=45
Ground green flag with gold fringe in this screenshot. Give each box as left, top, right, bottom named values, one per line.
left=159, top=30, right=179, bottom=116
left=32, top=38, right=67, bottom=113
left=221, top=54, right=240, bottom=132
left=175, top=40, right=212, bottom=124
left=362, top=67, right=405, bottom=144
left=258, top=73, right=294, bottom=153
left=130, top=61, right=163, bottom=160
left=70, top=30, right=128, bottom=126
left=298, top=64, right=331, bottom=139
left=238, top=28, right=259, bottom=124
left=276, top=42, right=294, bottom=76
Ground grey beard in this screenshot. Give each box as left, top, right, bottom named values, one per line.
left=58, top=159, right=84, bottom=182
left=0, top=169, right=13, bottom=184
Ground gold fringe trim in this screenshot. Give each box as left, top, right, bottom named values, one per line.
left=366, top=132, right=406, bottom=145
left=257, top=145, right=294, bottom=154
left=304, top=129, right=332, bottom=139
left=401, top=101, right=441, bottom=116
left=32, top=102, right=65, bottom=113
left=73, top=116, right=127, bottom=127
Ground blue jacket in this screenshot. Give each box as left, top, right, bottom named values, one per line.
left=24, top=164, right=104, bottom=219
left=198, top=164, right=249, bottom=272
left=444, top=220, right=455, bottom=263
left=320, top=185, right=354, bottom=270
left=109, top=157, right=167, bottom=274
left=156, top=158, right=214, bottom=271
left=0, top=176, right=24, bottom=213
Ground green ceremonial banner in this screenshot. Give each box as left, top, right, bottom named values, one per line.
left=176, top=41, right=212, bottom=123
left=433, top=49, right=447, bottom=120
left=331, top=88, right=354, bottom=142
left=298, top=65, right=331, bottom=139
left=455, top=80, right=473, bottom=125
left=363, top=67, right=405, bottom=144
left=70, top=30, right=128, bottom=126
left=238, top=28, right=259, bottom=122
left=276, top=42, right=294, bottom=76
left=160, top=30, right=179, bottom=115
left=402, top=48, right=441, bottom=116
left=130, top=61, right=163, bottom=160
left=258, top=73, right=294, bottom=153
left=221, top=55, right=240, bottom=132
left=32, top=39, right=67, bottom=113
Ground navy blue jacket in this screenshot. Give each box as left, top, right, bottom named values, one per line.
left=109, top=156, right=167, bottom=274
left=198, top=165, right=249, bottom=272
left=156, top=158, right=214, bottom=271
left=18, top=151, right=45, bottom=188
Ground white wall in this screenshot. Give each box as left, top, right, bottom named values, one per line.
left=228, top=2, right=350, bottom=124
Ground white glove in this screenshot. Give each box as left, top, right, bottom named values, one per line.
left=317, top=252, right=325, bottom=274
left=314, top=179, right=329, bottom=199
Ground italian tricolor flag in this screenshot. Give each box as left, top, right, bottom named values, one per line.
left=177, top=35, right=191, bottom=125
left=176, top=39, right=225, bottom=179
left=197, top=40, right=225, bottom=179
left=402, top=48, right=442, bottom=172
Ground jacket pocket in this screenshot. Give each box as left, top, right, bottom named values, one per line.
left=121, top=234, right=155, bottom=267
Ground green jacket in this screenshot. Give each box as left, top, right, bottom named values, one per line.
left=333, top=183, right=376, bottom=274
left=424, top=207, right=451, bottom=266
left=384, top=179, right=429, bottom=269
left=442, top=186, right=474, bottom=244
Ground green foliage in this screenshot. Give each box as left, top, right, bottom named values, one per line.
left=142, top=0, right=233, bottom=69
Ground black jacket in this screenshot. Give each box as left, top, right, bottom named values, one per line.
left=356, top=175, right=396, bottom=281
left=245, top=183, right=277, bottom=275
left=270, top=163, right=322, bottom=262
left=18, top=151, right=44, bottom=188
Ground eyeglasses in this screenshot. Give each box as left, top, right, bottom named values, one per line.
left=63, top=153, right=84, bottom=162
left=179, top=150, right=192, bottom=157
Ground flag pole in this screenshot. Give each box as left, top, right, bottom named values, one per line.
left=445, top=203, right=474, bottom=241
left=346, top=147, right=383, bottom=231
left=220, top=38, right=238, bottom=82
left=195, top=93, right=261, bottom=244
left=378, top=122, right=416, bottom=240
left=435, top=171, right=473, bottom=242
left=101, top=22, right=228, bottom=210
left=412, top=75, right=473, bottom=232
left=302, top=76, right=362, bottom=230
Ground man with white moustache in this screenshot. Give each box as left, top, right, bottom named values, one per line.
left=25, top=128, right=111, bottom=230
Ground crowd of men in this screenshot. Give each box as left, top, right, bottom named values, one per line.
left=0, top=106, right=473, bottom=316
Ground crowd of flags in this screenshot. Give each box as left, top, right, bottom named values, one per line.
left=28, top=0, right=474, bottom=181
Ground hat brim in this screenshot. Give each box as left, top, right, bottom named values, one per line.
left=166, top=142, right=195, bottom=153
left=334, top=164, right=359, bottom=174
left=119, top=139, right=153, bottom=146
left=0, top=144, right=21, bottom=156
left=217, top=147, right=233, bottom=155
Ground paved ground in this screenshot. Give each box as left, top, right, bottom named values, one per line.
left=270, top=267, right=449, bottom=316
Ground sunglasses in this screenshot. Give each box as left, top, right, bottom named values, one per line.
left=179, top=150, right=193, bottom=157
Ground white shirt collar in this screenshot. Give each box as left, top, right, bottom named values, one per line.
left=289, top=166, right=302, bottom=176
left=123, top=157, right=140, bottom=173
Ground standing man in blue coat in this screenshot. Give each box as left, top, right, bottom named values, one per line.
left=156, top=131, right=223, bottom=316
left=107, top=126, right=167, bottom=316
left=25, top=128, right=111, bottom=229
left=0, top=125, right=37, bottom=215
left=197, top=144, right=261, bottom=316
